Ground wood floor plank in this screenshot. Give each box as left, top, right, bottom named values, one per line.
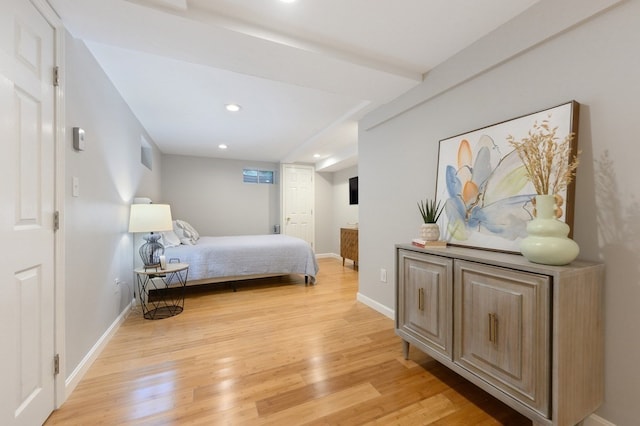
left=367, top=393, right=457, bottom=425
left=45, top=258, right=531, bottom=425
left=257, top=382, right=381, bottom=426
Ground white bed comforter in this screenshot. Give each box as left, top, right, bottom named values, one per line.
left=163, top=234, right=319, bottom=284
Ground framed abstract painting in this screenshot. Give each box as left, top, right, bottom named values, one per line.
left=435, top=101, right=580, bottom=253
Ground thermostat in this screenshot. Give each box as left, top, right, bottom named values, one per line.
left=73, top=127, right=85, bottom=151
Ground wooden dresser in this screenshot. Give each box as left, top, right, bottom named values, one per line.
left=396, top=244, right=604, bottom=426
left=340, top=228, right=358, bottom=268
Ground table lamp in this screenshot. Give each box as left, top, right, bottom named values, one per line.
left=128, top=203, right=173, bottom=268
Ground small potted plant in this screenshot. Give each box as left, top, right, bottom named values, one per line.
left=418, top=198, right=444, bottom=241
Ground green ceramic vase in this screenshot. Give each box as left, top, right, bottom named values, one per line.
left=520, top=194, right=579, bottom=265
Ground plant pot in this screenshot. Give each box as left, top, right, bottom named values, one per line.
left=420, top=223, right=440, bottom=241
left=520, top=194, right=579, bottom=265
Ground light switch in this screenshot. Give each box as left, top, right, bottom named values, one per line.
left=72, top=176, right=80, bottom=197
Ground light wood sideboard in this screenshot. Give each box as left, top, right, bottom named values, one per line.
left=395, top=244, right=604, bottom=426
left=340, top=228, right=358, bottom=268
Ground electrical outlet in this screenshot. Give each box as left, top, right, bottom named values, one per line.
left=380, top=268, right=387, bottom=283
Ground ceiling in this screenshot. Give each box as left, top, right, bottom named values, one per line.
left=48, top=0, right=539, bottom=172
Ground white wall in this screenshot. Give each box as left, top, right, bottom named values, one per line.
left=64, top=33, right=162, bottom=374
left=316, top=167, right=360, bottom=255
left=160, top=155, right=352, bottom=254
left=358, top=1, right=639, bottom=424
left=314, top=171, right=334, bottom=254
left=161, top=154, right=279, bottom=236
left=331, top=167, right=359, bottom=254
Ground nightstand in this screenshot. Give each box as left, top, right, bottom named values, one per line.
left=134, top=262, right=189, bottom=320
left=340, top=227, right=358, bottom=269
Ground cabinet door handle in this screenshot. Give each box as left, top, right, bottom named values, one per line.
left=418, top=288, right=424, bottom=311
left=488, top=313, right=498, bottom=344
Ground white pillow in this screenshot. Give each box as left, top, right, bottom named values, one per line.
left=161, top=230, right=181, bottom=248
left=173, top=220, right=200, bottom=244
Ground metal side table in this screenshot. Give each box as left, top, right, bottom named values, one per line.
left=134, top=262, right=189, bottom=320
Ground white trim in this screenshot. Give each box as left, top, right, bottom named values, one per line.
left=357, top=292, right=394, bottom=319
left=315, top=252, right=339, bottom=259
left=316, top=252, right=359, bottom=269
left=29, top=0, right=68, bottom=409
left=53, top=26, right=67, bottom=411
left=584, top=414, right=617, bottom=426
left=64, top=299, right=134, bottom=398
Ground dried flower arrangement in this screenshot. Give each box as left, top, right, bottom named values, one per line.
left=507, top=119, right=580, bottom=196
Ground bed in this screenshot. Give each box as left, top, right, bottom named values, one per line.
left=161, top=223, right=319, bottom=289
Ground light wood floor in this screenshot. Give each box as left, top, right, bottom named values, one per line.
left=45, top=258, right=531, bottom=425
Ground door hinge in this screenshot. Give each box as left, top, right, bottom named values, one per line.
left=54, top=211, right=60, bottom=231
left=54, top=354, right=60, bottom=375
left=53, top=66, right=59, bottom=87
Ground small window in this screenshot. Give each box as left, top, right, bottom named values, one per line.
left=243, top=169, right=274, bottom=184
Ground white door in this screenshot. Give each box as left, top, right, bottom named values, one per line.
left=281, top=164, right=315, bottom=247
left=0, top=0, right=57, bottom=424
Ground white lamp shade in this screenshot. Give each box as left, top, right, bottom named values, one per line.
left=128, top=204, right=173, bottom=233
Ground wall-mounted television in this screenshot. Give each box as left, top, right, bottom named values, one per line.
left=349, top=176, right=358, bottom=205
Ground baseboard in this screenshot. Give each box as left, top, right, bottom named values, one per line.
left=315, top=252, right=340, bottom=260
left=316, top=252, right=358, bottom=268
left=357, top=292, right=394, bottom=319
left=64, top=298, right=134, bottom=398
left=584, top=414, right=616, bottom=426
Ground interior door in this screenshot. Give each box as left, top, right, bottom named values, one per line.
left=281, top=164, right=315, bottom=248
left=0, top=0, right=57, bottom=424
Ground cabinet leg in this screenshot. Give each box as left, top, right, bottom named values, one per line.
left=402, top=340, right=410, bottom=360
left=342, top=257, right=345, bottom=267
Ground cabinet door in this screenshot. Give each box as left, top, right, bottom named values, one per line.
left=397, top=250, right=452, bottom=359
left=454, top=260, right=550, bottom=417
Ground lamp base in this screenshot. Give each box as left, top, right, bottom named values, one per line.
left=139, top=233, right=165, bottom=267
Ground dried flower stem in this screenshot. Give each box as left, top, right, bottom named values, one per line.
left=507, top=119, right=579, bottom=195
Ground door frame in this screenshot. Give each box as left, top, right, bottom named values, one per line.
left=30, top=0, right=67, bottom=408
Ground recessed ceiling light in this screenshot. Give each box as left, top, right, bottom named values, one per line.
left=218, top=144, right=228, bottom=149
left=225, top=104, right=241, bottom=112
left=313, top=154, right=321, bottom=158
left=280, top=0, right=297, bottom=3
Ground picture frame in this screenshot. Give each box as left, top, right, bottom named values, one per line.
left=435, top=101, right=580, bottom=253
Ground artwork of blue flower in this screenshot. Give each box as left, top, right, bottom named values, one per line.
left=443, top=135, right=535, bottom=242
left=435, top=102, right=576, bottom=252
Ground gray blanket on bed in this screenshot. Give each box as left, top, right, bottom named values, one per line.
left=163, top=234, right=319, bottom=284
